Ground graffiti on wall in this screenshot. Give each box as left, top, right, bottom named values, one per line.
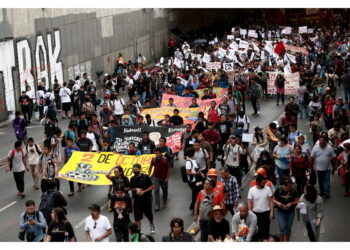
left=68, top=61, right=91, bottom=82
left=0, top=29, right=63, bottom=111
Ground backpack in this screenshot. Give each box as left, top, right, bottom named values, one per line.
left=19, top=211, right=45, bottom=241
left=303, top=91, right=311, bottom=105
left=26, top=144, right=42, bottom=156
left=199, top=190, right=219, bottom=220
left=13, top=118, right=26, bottom=140
left=61, top=130, right=73, bottom=147
left=39, top=191, right=56, bottom=222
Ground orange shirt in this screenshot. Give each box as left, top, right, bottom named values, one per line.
left=197, top=189, right=224, bottom=205
left=214, top=181, right=225, bottom=196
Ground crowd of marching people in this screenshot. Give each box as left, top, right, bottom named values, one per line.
left=6, top=21, right=350, bottom=242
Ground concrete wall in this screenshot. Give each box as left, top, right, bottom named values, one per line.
left=0, top=8, right=171, bottom=121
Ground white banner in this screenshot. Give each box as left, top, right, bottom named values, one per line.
left=267, top=72, right=300, bottom=95
left=298, top=26, right=307, bottom=34
left=248, top=30, right=257, bottom=38
left=206, top=62, right=221, bottom=71
left=223, top=63, right=234, bottom=72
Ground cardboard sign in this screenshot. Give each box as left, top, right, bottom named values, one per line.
left=202, top=53, right=211, bottom=63
left=239, top=40, right=249, bottom=50
left=240, top=29, right=247, bottom=35
left=298, top=26, right=307, bottom=34
left=227, top=35, right=235, bottom=40
left=284, top=44, right=309, bottom=55
left=223, top=63, right=234, bottom=72
left=206, top=62, right=222, bottom=71
left=307, top=28, right=314, bottom=34
left=248, top=29, right=258, bottom=38
left=281, top=27, right=292, bottom=34
left=242, top=133, right=254, bottom=143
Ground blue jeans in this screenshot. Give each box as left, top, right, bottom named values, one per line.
left=298, top=99, right=310, bottom=120
left=276, top=93, right=285, bottom=104
left=344, top=87, right=350, bottom=110
left=317, top=169, right=331, bottom=196
left=276, top=210, right=295, bottom=235
left=152, top=177, right=168, bottom=207
left=277, top=167, right=290, bottom=185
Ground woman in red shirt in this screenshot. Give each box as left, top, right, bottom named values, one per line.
left=290, top=145, right=310, bottom=196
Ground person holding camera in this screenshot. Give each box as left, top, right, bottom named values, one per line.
left=19, top=200, right=46, bottom=242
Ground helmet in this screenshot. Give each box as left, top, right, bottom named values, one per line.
left=254, top=168, right=267, bottom=177
left=207, top=168, right=218, bottom=177
left=133, top=163, right=142, bottom=169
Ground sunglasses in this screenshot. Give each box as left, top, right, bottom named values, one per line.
left=93, top=222, right=97, bottom=229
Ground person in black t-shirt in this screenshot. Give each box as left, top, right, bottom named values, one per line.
left=76, top=131, right=93, bottom=152
left=19, top=91, right=32, bottom=124
left=110, top=184, right=132, bottom=242
left=106, top=165, right=130, bottom=197
left=207, top=205, right=230, bottom=242
left=75, top=113, right=89, bottom=139
left=138, top=131, right=156, bottom=155
left=216, top=114, right=233, bottom=165
left=45, top=207, right=76, bottom=242
left=129, top=163, right=155, bottom=233
left=170, top=109, right=184, bottom=126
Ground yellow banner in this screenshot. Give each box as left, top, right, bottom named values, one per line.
left=141, top=107, right=200, bottom=122
left=58, top=151, right=155, bottom=185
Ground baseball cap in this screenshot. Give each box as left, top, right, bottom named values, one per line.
left=229, top=135, right=237, bottom=139
left=88, top=204, right=101, bottom=211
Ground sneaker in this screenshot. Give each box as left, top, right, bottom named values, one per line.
left=68, top=192, right=74, bottom=197
left=344, top=192, right=350, bottom=197
left=257, top=111, right=260, bottom=115
left=155, top=206, right=160, bottom=212
left=150, top=223, right=155, bottom=234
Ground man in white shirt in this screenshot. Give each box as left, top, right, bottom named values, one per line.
left=111, top=92, right=125, bottom=124
left=87, top=125, right=101, bottom=152
left=247, top=174, right=273, bottom=241
left=59, top=82, right=72, bottom=119
left=85, top=204, right=112, bottom=242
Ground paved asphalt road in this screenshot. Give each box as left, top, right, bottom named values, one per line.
left=0, top=91, right=350, bottom=242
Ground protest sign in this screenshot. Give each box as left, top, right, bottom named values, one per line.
left=223, top=63, right=234, bottom=72
left=242, top=133, right=254, bottom=143
left=307, top=28, right=314, bottom=34
left=227, top=35, right=235, bottom=40
left=113, top=125, right=187, bottom=153
left=240, top=29, right=247, bottom=36
left=239, top=40, right=249, bottom=50
left=281, top=27, right=292, bottom=35
left=141, top=107, right=200, bottom=123
left=202, top=53, right=211, bottom=63
left=267, top=72, right=300, bottom=95
left=248, top=30, right=258, bottom=38
left=298, top=26, right=307, bottom=34
left=284, top=44, right=309, bottom=55
left=59, top=152, right=155, bottom=185
left=206, top=62, right=221, bottom=71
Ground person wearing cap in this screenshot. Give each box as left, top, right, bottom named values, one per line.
left=220, top=167, right=240, bottom=216
left=223, top=135, right=244, bottom=187
left=247, top=173, right=273, bottom=241
left=206, top=168, right=225, bottom=195
left=207, top=205, right=230, bottom=242
left=273, top=176, right=299, bottom=242
left=129, top=163, right=155, bottom=233
left=84, top=204, right=112, bottom=242
left=293, top=134, right=312, bottom=156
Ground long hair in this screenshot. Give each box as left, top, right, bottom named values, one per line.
left=304, top=184, right=318, bottom=203
left=53, top=207, right=67, bottom=225
left=115, top=165, right=125, bottom=179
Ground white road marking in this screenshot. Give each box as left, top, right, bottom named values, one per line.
left=0, top=201, right=17, bottom=213
left=74, top=202, right=109, bottom=229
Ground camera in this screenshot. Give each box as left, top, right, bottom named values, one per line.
left=26, top=231, right=36, bottom=242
